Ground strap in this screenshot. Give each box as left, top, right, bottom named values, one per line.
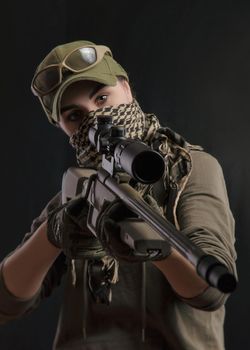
left=152, top=178, right=177, bottom=225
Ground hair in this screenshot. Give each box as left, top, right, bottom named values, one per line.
left=117, top=76, right=136, bottom=99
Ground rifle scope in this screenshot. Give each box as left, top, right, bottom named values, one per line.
left=88, top=116, right=165, bottom=184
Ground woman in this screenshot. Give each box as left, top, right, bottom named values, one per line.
left=0, top=40, right=237, bottom=349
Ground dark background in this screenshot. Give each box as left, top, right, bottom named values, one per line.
left=0, top=0, right=249, bottom=349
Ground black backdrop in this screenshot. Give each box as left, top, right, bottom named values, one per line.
left=0, top=1, right=249, bottom=349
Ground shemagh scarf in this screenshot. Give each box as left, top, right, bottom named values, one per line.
left=69, top=99, right=160, bottom=168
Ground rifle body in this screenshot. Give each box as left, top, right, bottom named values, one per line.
left=62, top=166, right=237, bottom=293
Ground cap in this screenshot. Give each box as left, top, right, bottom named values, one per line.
left=32, top=40, right=129, bottom=124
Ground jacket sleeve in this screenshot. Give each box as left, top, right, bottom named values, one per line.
left=0, top=192, right=67, bottom=324
left=175, top=150, right=237, bottom=311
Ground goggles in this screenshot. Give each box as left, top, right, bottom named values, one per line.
left=31, top=45, right=112, bottom=97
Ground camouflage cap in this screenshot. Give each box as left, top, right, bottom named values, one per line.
left=31, top=40, right=129, bottom=124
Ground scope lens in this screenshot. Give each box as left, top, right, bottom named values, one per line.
left=132, top=150, right=165, bottom=183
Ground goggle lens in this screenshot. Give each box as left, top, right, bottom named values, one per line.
left=34, top=66, right=61, bottom=94
left=65, top=47, right=97, bottom=70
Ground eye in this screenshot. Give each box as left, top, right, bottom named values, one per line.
left=65, top=110, right=85, bottom=122
left=95, top=94, right=108, bottom=107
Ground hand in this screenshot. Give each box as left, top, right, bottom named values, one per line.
left=47, top=196, right=106, bottom=259
left=96, top=195, right=172, bottom=263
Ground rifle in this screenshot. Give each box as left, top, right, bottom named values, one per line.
left=62, top=116, right=237, bottom=294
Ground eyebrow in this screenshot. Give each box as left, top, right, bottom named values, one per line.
left=61, top=104, right=79, bottom=114
left=89, top=83, right=105, bottom=99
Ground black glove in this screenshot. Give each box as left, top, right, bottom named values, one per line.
left=47, top=196, right=106, bottom=259
left=96, top=194, right=172, bottom=263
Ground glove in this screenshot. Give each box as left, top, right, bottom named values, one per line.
left=96, top=194, right=172, bottom=263
left=47, top=196, right=106, bottom=259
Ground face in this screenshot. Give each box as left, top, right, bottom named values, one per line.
left=59, top=79, right=133, bottom=136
